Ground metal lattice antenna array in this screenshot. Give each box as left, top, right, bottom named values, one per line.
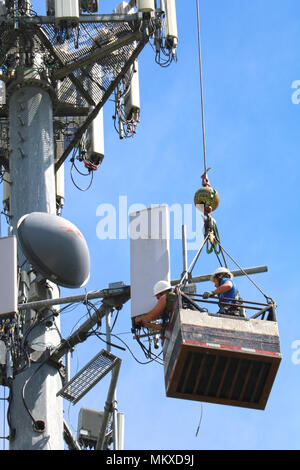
left=0, top=13, right=152, bottom=170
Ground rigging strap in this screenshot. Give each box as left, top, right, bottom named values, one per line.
left=217, top=243, right=274, bottom=304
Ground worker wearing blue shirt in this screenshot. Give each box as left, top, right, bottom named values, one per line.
left=203, top=267, right=241, bottom=316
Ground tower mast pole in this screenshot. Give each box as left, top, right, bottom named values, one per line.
left=8, top=83, right=64, bottom=450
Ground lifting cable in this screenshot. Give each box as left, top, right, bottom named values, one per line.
left=193, top=2, right=272, bottom=304
left=216, top=242, right=274, bottom=304
left=179, top=222, right=273, bottom=304
left=195, top=0, right=221, bottom=243
left=196, top=0, right=207, bottom=175
left=195, top=0, right=222, bottom=268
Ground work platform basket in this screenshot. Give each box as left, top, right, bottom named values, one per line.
left=163, top=293, right=281, bottom=410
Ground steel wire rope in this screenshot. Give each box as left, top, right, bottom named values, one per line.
left=195, top=3, right=271, bottom=299
left=195, top=404, right=203, bottom=437
left=196, top=0, right=208, bottom=175
left=195, top=3, right=270, bottom=305
left=217, top=242, right=274, bottom=303
left=178, top=234, right=209, bottom=287
left=195, top=1, right=228, bottom=273
left=176, top=2, right=219, bottom=288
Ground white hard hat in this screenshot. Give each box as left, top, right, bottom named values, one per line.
left=210, top=267, right=233, bottom=281
left=153, top=280, right=171, bottom=296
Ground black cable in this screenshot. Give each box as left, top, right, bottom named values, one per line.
left=137, top=335, right=164, bottom=365
left=83, top=301, right=126, bottom=351
left=71, top=149, right=90, bottom=176
left=16, top=305, right=72, bottom=376
left=70, top=159, right=94, bottom=192
left=195, top=404, right=203, bottom=437
left=88, top=301, right=162, bottom=363
left=5, top=382, right=14, bottom=440
left=81, top=300, right=160, bottom=364
left=109, top=331, right=162, bottom=366
left=84, top=300, right=103, bottom=331
left=88, top=331, right=125, bottom=352
left=21, top=356, right=52, bottom=430
left=110, top=309, right=120, bottom=332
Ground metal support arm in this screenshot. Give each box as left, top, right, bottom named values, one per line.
left=95, top=358, right=121, bottom=450
left=171, top=265, right=268, bottom=286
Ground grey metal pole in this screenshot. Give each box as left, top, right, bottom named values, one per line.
left=8, top=85, right=64, bottom=450
left=18, top=286, right=131, bottom=311
left=182, top=225, right=188, bottom=273
left=17, top=266, right=267, bottom=313
left=106, top=308, right=119, bottom=450
left=117, top=412, right=125, bottom=450
left=171, top=265, right=268, bottom=286
left=95, top=359, right=121, bottom=450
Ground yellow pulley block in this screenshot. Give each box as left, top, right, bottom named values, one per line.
left=194, top=185, right=220, bottom=214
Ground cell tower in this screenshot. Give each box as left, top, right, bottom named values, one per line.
left=0, top=0, right=178, bottom=450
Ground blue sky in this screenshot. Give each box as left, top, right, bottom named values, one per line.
left=1, top=0, right=300, bottom=450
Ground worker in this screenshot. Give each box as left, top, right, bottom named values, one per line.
left=202, top=267, right=241, bottom=316
left=134, top=280, right=177, bottom=330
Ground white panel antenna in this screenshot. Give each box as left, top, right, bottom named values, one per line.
left=130, top=205, right=170, bottom=318
left=2, top=171, right=10, bottom=212
left=137, top=0, right=155, bottom=13
left=84, top=109, right=104, bottom=169
left=114, top=1, right=135, bottom=15
left=55, top=162, right=65, bottom=213
left=114, top=4, right=140, bottom=129
left=0, top=236, right=18, bottom=317
left=0, top=81, right=5, bottom=105
left=124, top=60, right=140, bottom=121
left=54, top=0, right=80, bottom=23
left=83, top=64, right=104, bottom=169
left=0, top=1, right=6, bottom=16
left=164, top=0, right=178, bottom=50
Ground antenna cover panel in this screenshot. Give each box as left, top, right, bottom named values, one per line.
left=17, top=212, right=90, bottom=288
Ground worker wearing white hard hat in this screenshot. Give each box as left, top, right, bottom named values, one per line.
left=134, top=280, right=176, bottom=330
left=153, top=280, right=171, bottom=296
left=210, top=266, right=234, bottom=282
left=202, top=267, right=240, bottom=316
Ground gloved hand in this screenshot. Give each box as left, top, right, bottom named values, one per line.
left=202, top=291, right=214, bottom=299
left=134, top=315, right=145, bottom=326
